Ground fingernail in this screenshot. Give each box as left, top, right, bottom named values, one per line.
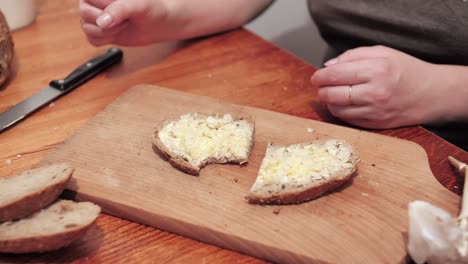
left=324, top=58, right=338, bottom=67
left=96, top=13, right=113, bottom=28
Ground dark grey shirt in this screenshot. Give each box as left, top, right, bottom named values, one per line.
left=308, top=0, right=468, bottom=150
left=308, top=0, right=468, bottom=65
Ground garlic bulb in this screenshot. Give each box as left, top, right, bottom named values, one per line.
left=408, top=201, right=467, bottom=264
left=408, top=156, right=468, bottom=264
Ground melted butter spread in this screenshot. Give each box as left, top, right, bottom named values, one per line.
left=158, top=114, right=253, bottom=167
left=257, top=140, right=354, bottom=186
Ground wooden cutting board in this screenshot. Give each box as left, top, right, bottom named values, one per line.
left=38, top=85, right=460, bottom=263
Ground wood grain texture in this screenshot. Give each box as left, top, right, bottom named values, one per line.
left=0, top=0, right=466, bottom=263
left=38, top=85, right=460, bottom=263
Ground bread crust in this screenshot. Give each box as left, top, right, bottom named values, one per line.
left=0, top=164, right=74, bottom=222
left=0, top=10, right=14, bottom=86
left=0, top=201, right=101, bottom=253
left=246, top=140, right=359, bottom=205
left=246, top=171, right=356, bottom=205
left=152, top=113, right=255, bottom=176
left=0, top=220, right=96, bottom=253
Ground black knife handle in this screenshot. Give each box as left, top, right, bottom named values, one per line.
left=49, top=47, right=123, bottom=91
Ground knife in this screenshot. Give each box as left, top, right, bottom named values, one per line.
left=0, top=47, right=123, bottom=133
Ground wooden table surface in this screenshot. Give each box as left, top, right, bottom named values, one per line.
left=1, top=1, right=466, bottom=263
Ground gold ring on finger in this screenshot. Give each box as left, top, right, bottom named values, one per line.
left=348, top=85, right=353, bottom=105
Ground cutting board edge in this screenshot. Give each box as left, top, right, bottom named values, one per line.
left=70, top=190, right=375, bottom=264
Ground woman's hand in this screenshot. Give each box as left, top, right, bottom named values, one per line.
left=80, top=0, right=173, bottom=46
left=310, top=45, right=462, bottom=129
left=79, top=0, right=273, bottom=46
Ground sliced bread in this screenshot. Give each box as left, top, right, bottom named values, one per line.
left=152, top=113, right=255, bottom=175
left=0, top=10, right=14, bottom=87
left=246, top=139, right=359, bottom=205
left=0, top=163, right=74, bottom=222
left=0, top=199, right=101, bottom=253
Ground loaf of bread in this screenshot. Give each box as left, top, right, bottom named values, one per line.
left=0, top=199, right=101, bottom=253
left=246, top=139, right=359, bottom=205
left=0, top=10, right=14, bottom=86
left=0, top=163, right=73, bottom=222
left=152, top=113, right=255, bottom=175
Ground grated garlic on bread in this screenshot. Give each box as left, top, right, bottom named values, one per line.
left=246, top=139, right=359, bottom=205
left=0, top=199, right=101, bottom=253
left=152, top=113, right=255, bottom=175
left=0, top=163, right=73, bottom=222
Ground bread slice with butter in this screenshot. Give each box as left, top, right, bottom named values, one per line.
left=152, top=113, right=255, bottom=175
left=0, top=163, right=73, bottom=222
left=246, top=139, right=359, bottom=205
left=0, top=199, right=100, bottom=253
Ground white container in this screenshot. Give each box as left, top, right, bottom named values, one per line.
left=0, top=0, right=37, bottom=31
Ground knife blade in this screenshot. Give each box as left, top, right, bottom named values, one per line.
left=0, top=47, right=123, bottom=133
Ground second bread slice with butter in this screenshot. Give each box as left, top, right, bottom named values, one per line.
left=246, top=139, right=359, bottom=205
left=152, top=113, right=255, bottom=175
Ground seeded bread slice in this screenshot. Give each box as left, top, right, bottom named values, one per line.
left=246, top=139, right=359, bottom=205
left=0, top=10, right=14, bottom=87
left=0, top=199, right=101, bottom=253
left=0, top=163, right=73, bottom=222
left=152, top=113, right=255, bottom=175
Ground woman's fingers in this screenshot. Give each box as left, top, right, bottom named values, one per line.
left=324, top=45, right=392, bottom=65
left=85, top=0, right=116, bottom=10
left=82, top=22, right=128, bottom=46
left=80, top=1, right=102, bottom=24
left=318, top=83, right=374, bottom=106
left=311, top=59, right=379, bottom=87
left=86, top=37, right=114, bottom=46
left=81, top=21, right=128, bottom=42
left=326, top=106, right=394, bottom=129
left=327, top=104, right=402, bottom=129
left=344, top=118, right=396, bottom=130
left=96, top=0, right=150, bottom=29
left=327, top=104, right=374, bottom=119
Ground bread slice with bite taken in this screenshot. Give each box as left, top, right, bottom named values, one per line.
left=246, top=139, right=359, bottom=205
left=0, top=199, right=101, bottom=253
left=0, top=163, right=74, bottom=222
left=152, top=113, right=255, bottom=175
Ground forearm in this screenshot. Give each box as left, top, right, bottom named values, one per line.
left=165, top=0, right=273, bottom=40
left=431, top=64, right=468, bottom=123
